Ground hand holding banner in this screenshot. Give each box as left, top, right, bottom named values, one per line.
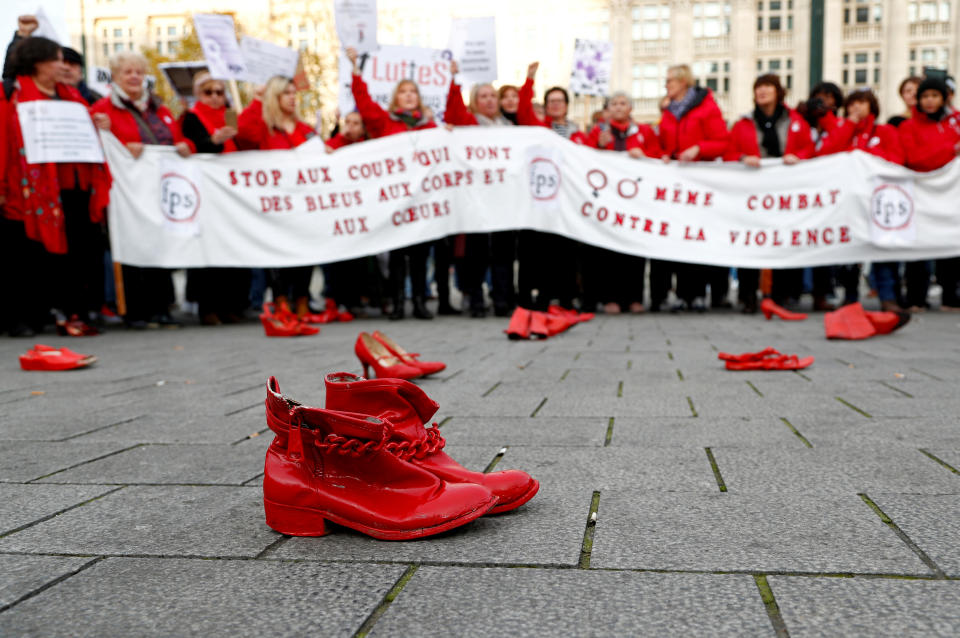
left=193, top=13, right=246, bottom=80
left=447, top=17, right=497, bottom=85
left=17, top=101, right=104, bottom=164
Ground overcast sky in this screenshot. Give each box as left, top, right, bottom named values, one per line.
left=0, top=0, right=69, bottom=49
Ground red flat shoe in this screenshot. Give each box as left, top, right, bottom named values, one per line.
left=717, top=347, right=781, bottom=362
left=372, top=330, right=446, bottom=375
left=725, top=354, right=814, bottom=371
left=19, top=344, right=97, bottom=371
left=56, top=315, right=99, bottom=336
left=505, top=307, right=532, bottom=340
left=355, top=332, right=423, bottom=379
left=260, top=313, right=319, bottom=337
left=760, top=298, right=808, bottom=321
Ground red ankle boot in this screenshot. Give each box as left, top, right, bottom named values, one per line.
left=824, top=302, right=877, bottom=340
left=354, top=332, right=423, bottom=379
left=760, top=298, right=808, bottom=321
left=505, top=307, right=532, bottom=340
left=323, top=372, right=540, bottom=514
left=262, top=377, right=497, bottom=539
left=864, top=309, right=911, bottom=335
left=372, top=330, right=446, bottom=375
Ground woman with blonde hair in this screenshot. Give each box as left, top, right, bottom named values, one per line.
left=236, top=76, right=316, bottom=318
left=346, top=47, right=437, bottom=320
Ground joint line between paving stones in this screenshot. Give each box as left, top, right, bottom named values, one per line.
left=242, top=472, right=265, bottom=486
left=617, top=381, right=623, bottom=398
left=442, top=369, right=463, bottom=383
left=835, top=397, right=872, bottom=418
left=779, top=418, right=813, bottom=448
left=254, top=535, right=290, bottom=559
left=746, top=380, right=763, bottom=397
left=530, top=398, right=547, bottom=418
left=626, top=359, right=632, bottom=370
left=482, top=382, right=501, bottom=397
left=705, top=448, right=727, bottom=492
left=754, top=575, right=791, bottom=637
left=57, top=415, right=144, bottom=442
left=352, top=564, right=419, bottom=638
left=436, top=416, right=452, bottom=428
left=676, top=369, right=684, bottom=381
left=560, top=369, right=570, bottom=381
left=908, top=367, right=945, bottom=382
left=101, top=382, right=166, bottom=398
left=483, top=447, right=507, bottom=474
left=918, top=450, right=960, bottom=475
left=667, top=351, right=674, bottom=361
left=791, top=370, right=812, bottom=382
left=604, top=418, right=615, bottom=447
left=230, top=427, right=271, bottom=446
left=686, top=396, right=698, bottom=417
left=858, top=493, right=947, bottom=578
left=221, top=382, right=267, bottom=397
left=224, top=402, right=263, bottom=417
left=27, top=444, right=146, bottom=482
left=878, top=381, right=914, bottom=398
left=0, top=555, right=104, bottom=615
left=578, top=491, right=601, bottom=569
left=0, top=487, right=124, bottom=540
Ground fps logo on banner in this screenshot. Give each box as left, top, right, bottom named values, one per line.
left=871, top=183, right=914, bottom=231
left=528, top=157, right=560, bottom=200
left=160, top=172, right=201, bottom=223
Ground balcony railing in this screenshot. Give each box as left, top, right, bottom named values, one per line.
left=693, top=35, right=730, bottom=52
left=632, top=39, right=670, bottom=56
left=909, top=21, right=952, bottom=38
left=842, top=23, right=882, bottom=42
left=757, top=31, right=793, bottom=50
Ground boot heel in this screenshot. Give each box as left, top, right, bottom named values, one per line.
left=264, top=500, right=328, bottom=537
left=361, top=362, right=371, bottom=378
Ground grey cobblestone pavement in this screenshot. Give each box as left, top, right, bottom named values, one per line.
left=1, top=310, right=959, bottom=636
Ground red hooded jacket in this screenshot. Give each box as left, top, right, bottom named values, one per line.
left=585, top=119, right=663, bottom=158
left=236, top=99, right=315, bottom=150
left=897, top=106, right=960, bottom=171
left=724, top=108, right=814, bottom=161
left=658, top=87, right=729, bottom=160
left=350, top=75, right=437, bottom=139
left=516, top=77, right=588, bottom=144
left=815, top=114, right=904, bottom=164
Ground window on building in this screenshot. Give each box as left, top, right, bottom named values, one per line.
left=843, top=48, right=881, bottom=90
left=156, top=41, right=163, bottom=53
left=693, top=2, right=731, bottom=38
left=844, top=0, right=882, bottom=24
left=759, top=0, right=793, bottom=31
left=908, top=1, right=950, bottom=21
left=102, top=43, right=108, bottom=57
left=167, top=26, right=177, bottom=36
left=632, top=4, right=670, bottom=40
left=692, top=59, right=730, bottom=94
left=113, top=42, right=124, bottom=52
left=299, top=40, right=308, bottom=51
left=113, top=28, right=123, bottom=38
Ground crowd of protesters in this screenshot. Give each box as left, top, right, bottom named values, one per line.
left=2, top=15, right=960, bottom=338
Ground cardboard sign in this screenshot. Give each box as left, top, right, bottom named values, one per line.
left=570, top=38, right=613, bottom=96
left=17, top=101, right=104, bottom=164
left=193, top=13, right=246, bottom=79
left=447, top=17, right=497, bottom=85
left=240, top=36, right=299, bottom=85
left=334, top=0, right=377, bottom=53
left=158, top=62, right=209, bottom=106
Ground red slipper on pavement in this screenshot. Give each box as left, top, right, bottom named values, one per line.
left=19, top=344, right=97, bottom=371
left=724, top=354, right=814, bottom=371
left=717, top=347, right=781, bottom=362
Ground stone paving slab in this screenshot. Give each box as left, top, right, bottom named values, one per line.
left=374, top=567, right=773, bottom=637
left=440, top=416, right=608, bottom=447
left=782, top=415, right=960, bottom=447
left=0, top=557, right=404, bottom=638
left=591, top=491, right=931, bottom=574
left=0, top=554, right=93, bottom=610
left=868, top=493, right=960, bottom=577
left=610, top=416, right=803, bottom=447
left=67, top=411, right=267, bottom=445
left=0, top=486, right=276, bottom=558
left=0, top=441, right=134, bottom=482
left=769, top=577, right=960, bottom=637
left=0, top=484, right=117, bottom=536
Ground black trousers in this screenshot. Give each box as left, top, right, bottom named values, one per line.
left=189, top=268, right=251, bottom=317
left=457, top=233, right=490, bottom=311
left=936, top=257, right=960, bottom=307
left=433, top=238, right=453, bottom=306
left=121, top=265, right=174, bottom=322
left=0, top=216, right=50, bottom=331
left=738, top=268, right=759, bottom=307
left=517, top=230, right=577, bottom=310
left=489, top=231, right=517, bottom=311
left=57, top=189, right=104, bottom=318
left=389, top=242, right=430, bottom=302
left=268, top=266, right=313, bottom=302
left=649, top=260, right=705, bottom=306
left=584, top=246, right=645, bottom=309
left=903, top=260, right=931, bottom=308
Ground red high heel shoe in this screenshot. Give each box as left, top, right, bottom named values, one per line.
left=56, top=315, right=99, bottom=336
left=321, top=372, right=540, bottom=514
left=505, top=307, right=532, bottom=339
left=262, top=377, right=497, bottom=539
left=19, top=344, right=97, bottom=371
left=354, top=332, right=423, bottom=379
left=260, top=303, right=319, bottom=337
left=760, top=298, right=808, bottom=321
left=372, top=330, right=446, bottom=375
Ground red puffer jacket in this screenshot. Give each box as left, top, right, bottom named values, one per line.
left=351, top=75, right=436, bottom=139
left=444, top=80, right=477, bottom=126
left=516, top=77, right=588, bottom=144
left=724, top=108, right=814, bottom=161
left=89, top=95, right=185, bottom=145
left=815, top=114, right=904, bottom=164
left=898, top=106, right=960, bottom=171
left=236, top=99, right=315, bottom=150
left=586, top=119, right=663, bottom=158
left=658, top=87, right=729, bottom=160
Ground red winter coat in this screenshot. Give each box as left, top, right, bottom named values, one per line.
left=444, top=81, right=477, bottom=126
left=586, top=119, right=663, bottom=158
left=2, top=76, right=111, bottom=254
left=658, top=87, right=729, bottom=160
left=326, top=132, right=366, bottom=150
left=898, top=106, right=960, bottom=171
left=89, top=94, right=185, bottom=146
left=351, top=74, right=437, bottom=139
left=724, top=108, right=814, bottom=161
left=236, top=99, right=315, bottom=150
left=815, top=114, right=904, bottom=165
left=516, top=77, right=588, bottom=144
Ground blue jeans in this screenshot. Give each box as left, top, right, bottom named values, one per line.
left=872, top=261, right=900, bottom=303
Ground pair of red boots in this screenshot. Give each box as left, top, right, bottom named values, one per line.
left=19, top=344, right=97, bottom=371
left=718, top=347, right=814, bottom=370
left=824, top=302, right=910, bottom=340
left=302, top=299, right=355, bottom=324
left=260, top=302, right=320, bottom=337
left=505, top=305, right=594, bottom=340
left=263, top=373, right=539, bottom=540
left=354, top=331, right=446, bottom=380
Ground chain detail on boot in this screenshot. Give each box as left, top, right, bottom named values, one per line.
left=317, top=425, right=446, bottom=461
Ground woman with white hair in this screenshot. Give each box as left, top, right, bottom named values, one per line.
left=91, top=51, right=190, bottom=329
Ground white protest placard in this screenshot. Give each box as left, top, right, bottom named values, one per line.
left=88, top=66, right=112, bottom=97
left=447, top=17, right=497, bottom=84
left=158, top=61, right=209, bottom=105
left=17, top=101, right=104, bottom=164
left=334, top=0, right=377, bottom=53
left=33, top=6, right=63, bottom=44
left=570, top=38, right=613, bottom=96
left=240, top=36, right=299, bottom=85
left=338, top=45, right=451, bottom=122
left=193, top=13, right=246, bottom=80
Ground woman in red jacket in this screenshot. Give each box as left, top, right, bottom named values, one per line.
left=725, top=74, right=813, bottom=313
left=346, top=47, right=437, bottom=320
left=584, top=91, right=663, bottom=314
left=899, top=77, right=960, bottom=311
left=237, top=75, right=316, bottom=319
left=325, top=111, right=366, bottom=151
left=653, top=64, right=730, bottom=313
left=91, top=51, right=190, bottom=329
left=1, top=37, right=111, bottom=336
left=817, top=90, right=904, bottom=164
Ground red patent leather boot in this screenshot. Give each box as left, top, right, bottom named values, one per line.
left=824, top=302, right=877, bottom=340
left=372, top=330, right=446, bottom=375
left=505, top=307, right=532, bottom=340
left=323, top=372, right=540, bottom=514
left=354, top=332, right=423, bottom=379
left=262, top=377, right=497, bottom=540
left=760, top=298, right=808, bottom=321
left=864, top=309, right=911, bottom=335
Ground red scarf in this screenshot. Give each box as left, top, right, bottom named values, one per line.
left=3, top=76, right=111, bottom=254
left=189, top=101, right=237, bottom=153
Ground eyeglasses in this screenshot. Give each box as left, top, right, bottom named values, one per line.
left=203, top=89, right=225, bottom=97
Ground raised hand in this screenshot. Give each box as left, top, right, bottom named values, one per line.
left=527, top=62, right=539, bottom=79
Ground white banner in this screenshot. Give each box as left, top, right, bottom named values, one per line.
left=334, top=0, right=378, bottom=53
left=447, top=17, right=497, bottom=84
left=338, top=45, right=451, bottom=123
left=102, top=127, right=960, bottom=269
left=240, top=36, right=299, bottom=85
left=18, top=101, right=104, bottom=164
left=193, top=13, right=246, bottom=80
